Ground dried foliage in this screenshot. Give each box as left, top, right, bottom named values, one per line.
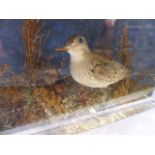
left=23, top=88, right=37, bottom=111
left=112, top=78, right=136, bottom=98
left=23, top=19, right=51, bottom=74
left=112, top=26, right=135, bottom=98
left=22, top=19, right=59, bottom=86
left=0, top=64, right=9, bottom=78
left=34, top=86, right=66, bottom=114
left=0, top=87, right=23, bottom=106
left=0, top=84, right=67, bottom=131
left=119, top=26, right=133, bottom=69
left=23, top=19, right=41, bottom=73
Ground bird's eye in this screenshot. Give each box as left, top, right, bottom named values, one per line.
left=79, top=38, right=84, bottom=43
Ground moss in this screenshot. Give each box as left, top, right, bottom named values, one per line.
left=23, top=88, right=37, bottom=111
left=33, top=86, right=66, bottom=114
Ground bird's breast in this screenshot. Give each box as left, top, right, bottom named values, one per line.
left=70, top=61, right=88, bottom=79
left=70, top=61, right=107, bottom=88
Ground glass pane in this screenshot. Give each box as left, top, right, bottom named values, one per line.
left=0, top=19, right=155, bottom=134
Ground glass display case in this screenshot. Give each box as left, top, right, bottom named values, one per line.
left=0, top=19, right=155, bottom=134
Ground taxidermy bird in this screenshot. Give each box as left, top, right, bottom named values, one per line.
left=55, top=34, right=129, bottom=88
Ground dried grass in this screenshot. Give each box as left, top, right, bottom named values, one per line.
left=119, top=26, right=134, bottom=69
left=23, top=19, right=51, bottom=74
left=112, top=26, right=135, bottom=98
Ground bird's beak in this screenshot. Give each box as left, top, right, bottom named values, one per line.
left=55, top=46, right=68, bottom=52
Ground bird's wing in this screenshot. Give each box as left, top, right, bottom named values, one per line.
left=92, top=48, right=113, bottom=60
left=90, top=57, right=129, bottom=81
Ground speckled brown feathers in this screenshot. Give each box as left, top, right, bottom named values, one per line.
left=56, top=34, right=130, bottom=88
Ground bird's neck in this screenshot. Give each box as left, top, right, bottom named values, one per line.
left=70, top=48, right=92, bottom=64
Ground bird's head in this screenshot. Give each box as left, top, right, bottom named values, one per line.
left=55, top=34, right=90, bottom=61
